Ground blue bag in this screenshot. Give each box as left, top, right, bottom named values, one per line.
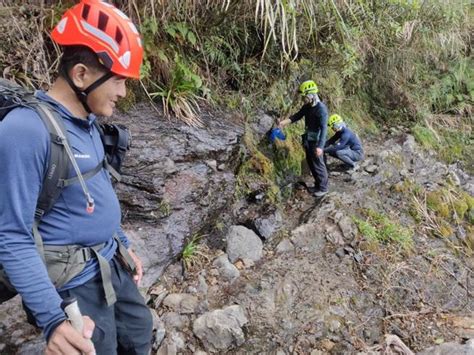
left=269, top=128, right=286, bottom=142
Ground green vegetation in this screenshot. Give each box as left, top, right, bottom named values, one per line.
left=236, top=135, right=281, bottom=203
left=181, top=234, right=210, bottom=272
left=412, top=116, right=473, bottom=173
left=158, top=199, right=171, bottom=218
left=0, top=1, right=471, bottom=200
left=396, top=180, right=474, bottom=253
left=353, top=209, right=414, bottom=252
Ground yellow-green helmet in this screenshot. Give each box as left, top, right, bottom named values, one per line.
left=328, top=114, right=344, bottom=127
left=299, top=80, right=319, bottom=96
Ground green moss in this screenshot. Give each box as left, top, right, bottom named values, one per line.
left=461, top=192, right=474, bottom=225
left=235, top=137, right=281, bottom=203
left=273, top=121, right=305, bottom=178
left=410, top=118, right=473, bottom=174
left=353, top=209, right=414, bottom=252
left=466, top=226, right=474, bottom=251
left=384, top=152, right=404, bottom=170
left=463, top=192, right=474, bottom=210
left=412, top=124, right=438, bottom=149
left=453, top=199, right=469, bottom=221
left=426, top=190, right=450, bottom=218
left=408, top=205, right=423, bottom=224
left=425, top=188, right=474, bottom=224
left=438, top=222, right=454, bottom=238
left=158, top=199, right=171, bottom=217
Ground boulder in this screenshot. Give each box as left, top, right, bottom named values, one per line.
left=291, top=223, right=326, bottom=251
left=212, top=254, right=240, bottom=282
left=226, top=226, right=263, bottom=263
left=193, top=305, right=248, bottom=352
left=276, top=239, right=295, bottom=253
left=163, top=293, right=198, bottom=314
left=254, top=210, right=283, bottom=241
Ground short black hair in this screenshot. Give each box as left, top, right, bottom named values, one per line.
left=58, top=45, right=108, bottom=77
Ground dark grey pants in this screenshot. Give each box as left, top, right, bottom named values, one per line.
left=59, top=257, right=153, bottom=355
left=305, top=140, right=328, bottom=192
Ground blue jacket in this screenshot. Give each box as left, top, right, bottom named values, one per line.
left=0, top=91, right=129, bottom=339
left=324, top=126, right=362, bottom=154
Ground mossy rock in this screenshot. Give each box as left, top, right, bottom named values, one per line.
left=426, top=191, right=450, bottom=218
left=463, top=192, right=474, bottom=210
left=438, top=221, right=454, bottom=238
left=453, top=199, right=469, bottom=221
left=468, top=208, right=474, bottom=225
left=466, top=226, right=474, bottom=251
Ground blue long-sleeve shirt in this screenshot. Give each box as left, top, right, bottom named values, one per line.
left=324, top=126, right=363, bottom=154
left=290, top=101, right=328, bottom=149
left=0, top=91, right=129, bottom=340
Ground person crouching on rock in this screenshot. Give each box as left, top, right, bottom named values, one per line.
left=324, top=114, right=364, bottom=173
left=278, top=80, right=329, bottom=197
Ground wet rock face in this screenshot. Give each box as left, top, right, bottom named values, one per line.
left=110, top=105, right=244, bottom=287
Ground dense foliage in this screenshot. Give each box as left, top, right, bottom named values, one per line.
left=0, top=0, right=471, bottom=176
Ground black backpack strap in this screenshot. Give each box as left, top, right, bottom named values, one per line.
left=103, top=159, right=122, bottom=182
left=93, top=121, right=126, bottom=181
left=59, top=159, right=106, bottom=187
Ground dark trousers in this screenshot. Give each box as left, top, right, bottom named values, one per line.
left=59, top=257, right=153, bottom=355
left=305, top=140, right=328, bottom=192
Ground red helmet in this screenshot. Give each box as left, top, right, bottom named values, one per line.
left=51, top=0, right=143, bottom=79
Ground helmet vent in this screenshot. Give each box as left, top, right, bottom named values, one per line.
left=98, top=12, right=109, bottom=31
left=82, top=4, right=91, bottom=20
left=115, top=28, right=123, bottom=45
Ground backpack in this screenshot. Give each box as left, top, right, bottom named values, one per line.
left=0, top=78, right=132, bottom=304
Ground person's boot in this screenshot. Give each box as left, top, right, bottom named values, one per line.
left=345, top=163, right=359, bottom=174
left=313, top=189, right=328, bottom=197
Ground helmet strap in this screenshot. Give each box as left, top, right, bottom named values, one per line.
left=62, top=67, right=114, bottom=114
left=307, top=94, right=320, bottom=107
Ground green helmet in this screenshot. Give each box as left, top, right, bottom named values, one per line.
left=299, top=80, right=319, bottom=96
left=328, top=114, right=344, bottom=127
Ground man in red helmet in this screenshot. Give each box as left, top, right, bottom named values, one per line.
left=0, top=1, right=152, bottom=354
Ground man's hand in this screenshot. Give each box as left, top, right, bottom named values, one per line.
left=128, top=249, right=143, bottom=285
left=315, top=148, right=323, bottom=157
left=46, top=317, right=95, bottom=355
left=278, top=118, right=291, bottom=129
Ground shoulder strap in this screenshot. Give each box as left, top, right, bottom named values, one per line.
left=93, top=121, right=122, bottom=182
left=31, top=103, right=97, bottom=259
left=34, top=103, right=71, bottom=220
left=34, top=103, right=96, bottom=216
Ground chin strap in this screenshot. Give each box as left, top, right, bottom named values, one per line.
left=310, top=94, right=320, bottom=107
left=62, top=67, right=114, bottom=113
